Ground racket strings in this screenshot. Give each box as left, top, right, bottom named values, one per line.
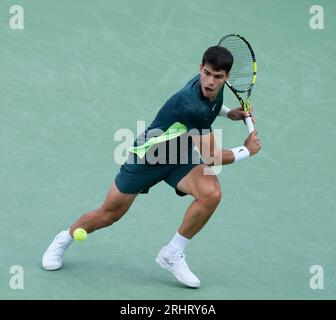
left=219, top=37, right=254, bottom=92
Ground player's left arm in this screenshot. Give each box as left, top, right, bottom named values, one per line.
left=192, top=130, right=261, bottom=166
left=192, top=132, right=235, bottom=166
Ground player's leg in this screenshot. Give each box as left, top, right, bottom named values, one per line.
left=175, top=164, right=222, bottom=238
left=156, top=164, right=221, bottom=288
left=42, top=155, right=171, bottom=271
left=42, top=183, right=137, bottom=271
left=69, top=183, right=137, bottom=235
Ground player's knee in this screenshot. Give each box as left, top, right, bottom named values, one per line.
left=99, top=208, right=122, bottom=226
left=198, top=185, right=222, bottom=208
left=209, top=188, right=222, bottom=207
left=99, top=212, right=114, bottom=227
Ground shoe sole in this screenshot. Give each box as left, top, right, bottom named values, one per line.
left=42, top=264, right=62, bottom=271
left=155, top=257, right=200, bottom=288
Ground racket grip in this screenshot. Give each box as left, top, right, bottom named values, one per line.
left=245, top=116, right=254, bottom=134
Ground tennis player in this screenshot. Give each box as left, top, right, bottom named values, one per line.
left=42, top=46, right=261, bottom=288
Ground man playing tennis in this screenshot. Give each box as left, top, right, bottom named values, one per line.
left=42, top=46, right=261, bottom=288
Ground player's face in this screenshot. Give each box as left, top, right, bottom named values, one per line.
left=200, top=64, right=229, bottom=101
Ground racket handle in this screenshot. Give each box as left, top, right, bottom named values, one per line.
left=245, top=116, right=254, bottom=134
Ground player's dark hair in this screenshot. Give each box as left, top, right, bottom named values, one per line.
left=202, top=46, right=233, bottom=73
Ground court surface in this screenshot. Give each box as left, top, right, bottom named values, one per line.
left=0, top=0, right=335, bottom=299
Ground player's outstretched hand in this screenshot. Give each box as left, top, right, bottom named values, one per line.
left=244, top=131, right=261, bottom=156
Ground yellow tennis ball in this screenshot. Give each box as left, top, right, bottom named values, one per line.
left=73, top=228, right=87, bottom=241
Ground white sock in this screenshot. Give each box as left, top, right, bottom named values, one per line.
left=165, top=232, right=189, bottom=254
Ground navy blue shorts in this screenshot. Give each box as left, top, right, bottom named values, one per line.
left=115, top=158, right=203, bottom=197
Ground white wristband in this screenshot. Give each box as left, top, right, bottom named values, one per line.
left=219, top=104, right=231, bottom=118
left=230, top=146, right=250, bottom=162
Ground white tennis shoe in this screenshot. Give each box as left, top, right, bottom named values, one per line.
left=155, top=246, right=200, bottom=288
left=42, top=230, right=73, bottom=271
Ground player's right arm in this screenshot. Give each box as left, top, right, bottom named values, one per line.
left=192, top=132, right=261, bottom=166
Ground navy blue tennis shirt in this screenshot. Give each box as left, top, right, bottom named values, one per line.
left=131, top=74, right=224, bottom=164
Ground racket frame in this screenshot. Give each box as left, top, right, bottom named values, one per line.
left=218, top=34, right=257, bottom=133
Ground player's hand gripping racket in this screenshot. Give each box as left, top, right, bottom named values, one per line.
left=218, top=34, right=257, bottom=133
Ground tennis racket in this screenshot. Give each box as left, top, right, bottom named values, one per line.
left=218, top=34, right=257, bottom=133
